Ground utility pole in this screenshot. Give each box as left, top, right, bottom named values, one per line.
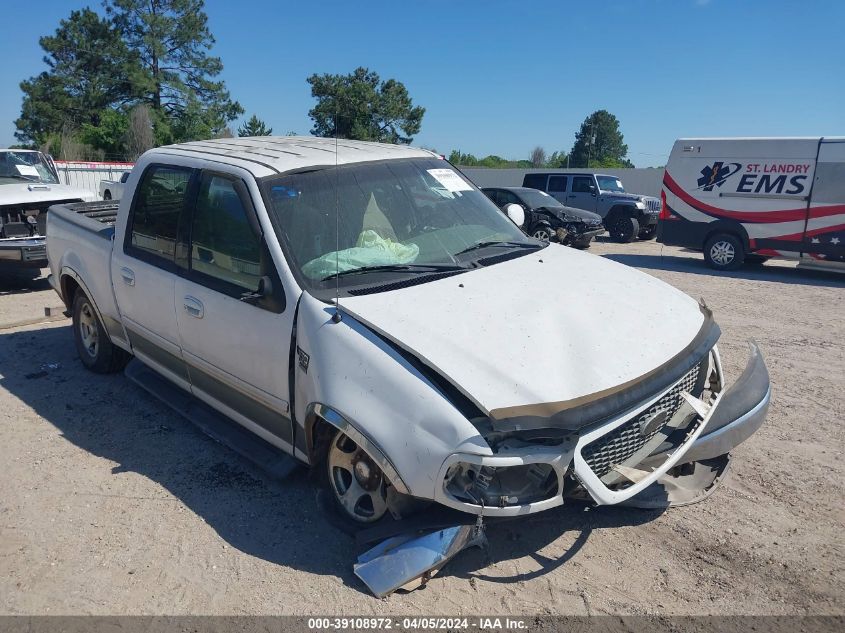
left=587, top=120, right=595, bottom=169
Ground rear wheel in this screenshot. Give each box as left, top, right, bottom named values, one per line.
left=72, top=291, right=129, bottom=373
left=325, top=429, right=388, bottom=524
left=610, top=216, right=639, bottom=243
left=704, top=233, right=745, bottom=270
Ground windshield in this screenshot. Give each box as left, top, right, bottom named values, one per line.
left=517, top=189, right=564, bottom=209
left=596, top=176, right=625, bottom=193
left=0, top=151, right=59, bottom=185
left=263, top=158, right=539, bottom=295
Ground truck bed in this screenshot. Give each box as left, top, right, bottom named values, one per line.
left=50, top=201, right=118, bottom=239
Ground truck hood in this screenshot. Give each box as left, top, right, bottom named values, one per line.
left=340, top=244, right=711, bottom=429
left=0, top=182, right=96, bottom=206
left=601, top=191, right=659, bottom=204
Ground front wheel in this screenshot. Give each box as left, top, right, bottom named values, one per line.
left=530, top=224, right=553, bottom=241
left=704, top=233, right=745, bottom=270
left=610, top=216, right=639, bottom=243
left=325, top=430, right=389, bottom=524
left=72, top=291, right=129, bottom=373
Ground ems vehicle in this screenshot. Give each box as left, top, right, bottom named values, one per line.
left=658, top=137, right=845, bottom=271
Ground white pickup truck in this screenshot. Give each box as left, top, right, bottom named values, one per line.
left=99, top=171, right=130, bottom=201
left=47, top=137, right=770, bottom=541
left=0, top=149, right=96, bottom=277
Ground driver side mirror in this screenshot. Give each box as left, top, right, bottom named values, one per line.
left=504, top=203, right=525, bottom=227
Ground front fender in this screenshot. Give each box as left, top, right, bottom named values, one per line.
left=293, top=293, right=492, bottom=499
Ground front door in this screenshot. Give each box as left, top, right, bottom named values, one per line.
left=111, top=163, right=195, bottom=389
left=173, top=170, right=296, bottom=452
left=568, top=176, right=598, bottom=211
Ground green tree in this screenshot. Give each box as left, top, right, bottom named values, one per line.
left=104, top=0, right=243, bottom=140
left=569, top=110, right=631, bottom=168
left=238, top=114, right=273, bottom=137
left=15, top=8, right=138, bottom=145
left=545, top=150, right=569, bottom=168
left=307, top=67, right=424, bottom=144
left=79, top=109, right=129, bottom=157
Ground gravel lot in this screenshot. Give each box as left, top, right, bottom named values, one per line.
left=0, top=239, right=843, bottom=616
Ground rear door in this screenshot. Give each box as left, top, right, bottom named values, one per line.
left=803, top=139, right=845, bottom=266
left=111, top=163, right=195, bottom=389
left=546, top=175, right=569, bottom=205
left=173, top=169, right=296, bottom=452
left=568, top=176, right=597, bottom=211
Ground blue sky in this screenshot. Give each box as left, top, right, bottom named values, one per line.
left=1, top=0, right=843, bottom=166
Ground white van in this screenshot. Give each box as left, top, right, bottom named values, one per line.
left=658, top=137, right=845, bottom=271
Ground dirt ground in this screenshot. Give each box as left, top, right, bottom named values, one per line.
left=0, top=239, right=842, bottom=616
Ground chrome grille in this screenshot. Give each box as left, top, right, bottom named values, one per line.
left=581, top=363, right=702, bottom=479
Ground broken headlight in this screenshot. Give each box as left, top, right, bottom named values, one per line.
left=443, top=461, right=559, bottom=508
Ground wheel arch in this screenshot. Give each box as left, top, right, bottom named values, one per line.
left=702, top=220, right=751, bottom=252
left=304, top=402, right=410, bottom=494
left=60, top=267, right=125, bottom=349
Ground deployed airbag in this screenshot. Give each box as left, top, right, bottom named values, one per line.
left=302, top=229, right=419, bottom=279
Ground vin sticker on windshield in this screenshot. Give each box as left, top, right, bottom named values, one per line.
left=15, top=165, right=39, bottom=177
left=427, top=168, right=472, bottom=192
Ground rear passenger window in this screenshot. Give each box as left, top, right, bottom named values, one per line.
left=572, top=176, right=593, bottom=193
left=127, top=165, right=192, bottom=265
left=190, top=174, right=262, bottom=293
left=523, top=174, right=547, bottom=190
left=548, top=176, right=568, bottom=192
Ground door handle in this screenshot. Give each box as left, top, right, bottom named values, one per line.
left=120, top=267, right=135, bottom=286
left=183, top=296, right=204, bottom=319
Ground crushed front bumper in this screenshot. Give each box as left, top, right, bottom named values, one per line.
left=434, top=342, right=770, bottom=515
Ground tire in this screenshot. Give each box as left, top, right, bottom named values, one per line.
left=72, top=291, right=130, bottom=373
left=703, top=233, right=745, bottom=271
left=610, top=216, right=639, bottom=243
left=639, top=226, right=657, bottom=240
left=573, top=237, right=593, bottom=249
left=531, top=224, right=553, bottom=241
left=323, top=429, right=389, bottom=525
left=102, top=190, right=112, bottom=200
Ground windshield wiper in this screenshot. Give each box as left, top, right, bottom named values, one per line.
left=454, top=240, right=542, bottom=257
left=4, top=174, right=40, bottom=181
left=321, top=263, right=465, bottom=282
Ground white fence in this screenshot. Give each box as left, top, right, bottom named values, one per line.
left=54, top=160, right=135, bottom=198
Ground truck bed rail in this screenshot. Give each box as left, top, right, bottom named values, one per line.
left=58, top=201, right=119, bottom=225
left=49, top=201, right=118, bottom=239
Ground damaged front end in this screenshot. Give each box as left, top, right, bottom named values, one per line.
left=434, top=339, right=770, bottom=515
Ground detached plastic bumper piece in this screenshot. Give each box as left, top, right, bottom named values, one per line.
left=354, top=522, right=486, bottom=598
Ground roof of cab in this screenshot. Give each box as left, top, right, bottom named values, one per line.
left=149, top=136, right=440, bottom=177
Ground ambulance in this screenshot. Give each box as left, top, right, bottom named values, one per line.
left=658, top=137, right=845, bottom=271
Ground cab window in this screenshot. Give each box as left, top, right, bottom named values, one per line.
left=189, top=174, right=262, bottom=294
left=126, top=164, right=193, bottom=267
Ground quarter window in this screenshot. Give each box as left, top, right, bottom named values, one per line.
left=572, top=176, right=594, bottom=193
left=547, top=176, right=568, bottom=192
left=190, top=174, right=262, bottom=293
left=128, top=164, right=192, bottom=265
